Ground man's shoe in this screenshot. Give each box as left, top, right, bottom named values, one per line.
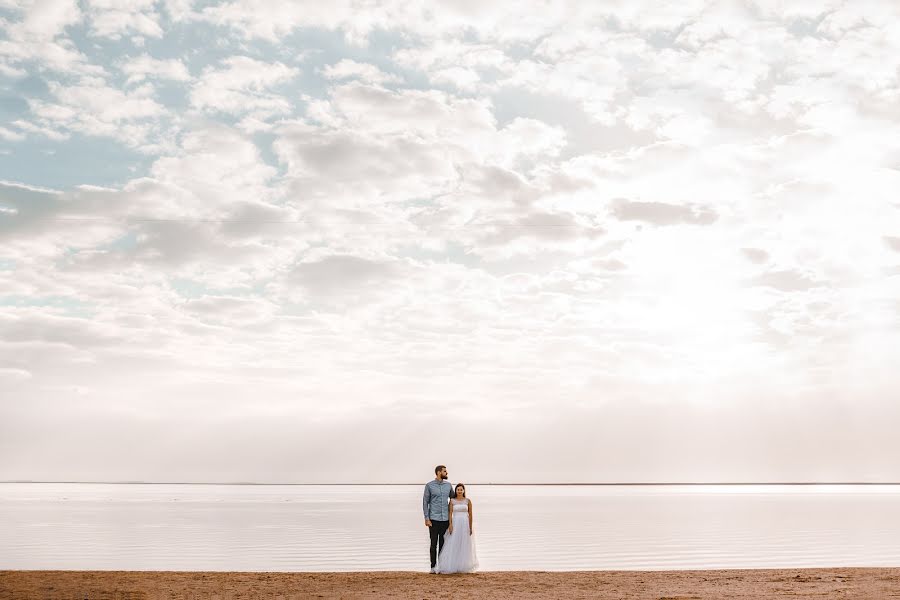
left=429, top=567, right=436, bottom=574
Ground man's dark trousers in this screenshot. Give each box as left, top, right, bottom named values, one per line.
left=429, top=520, right=450, bottom=568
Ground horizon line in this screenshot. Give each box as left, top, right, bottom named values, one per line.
left=2, top=481, right=900, bottom=486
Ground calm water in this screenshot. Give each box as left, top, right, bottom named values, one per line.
left=2, top=483, right=899, bottom=571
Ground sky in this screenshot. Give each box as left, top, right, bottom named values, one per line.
left=1, top=1, right=900, bottom=484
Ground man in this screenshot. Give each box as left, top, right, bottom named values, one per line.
left=423, top=464, right=453, bottom=573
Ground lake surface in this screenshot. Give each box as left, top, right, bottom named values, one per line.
left=2, top=483, right=900, bottom=571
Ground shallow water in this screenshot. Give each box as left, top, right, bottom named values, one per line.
left=2, top=483, right=899, bottom=571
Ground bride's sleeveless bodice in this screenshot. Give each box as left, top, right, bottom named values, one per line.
left=451, top=499, right=468, bottom=513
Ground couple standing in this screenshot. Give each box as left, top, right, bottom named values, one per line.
left=422, top=465, right=479, bottom=574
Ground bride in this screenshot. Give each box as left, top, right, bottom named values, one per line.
left=436, top=483, right=479, bottom=574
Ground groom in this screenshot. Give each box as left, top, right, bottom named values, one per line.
left=423, top=464, right=453, bottom=573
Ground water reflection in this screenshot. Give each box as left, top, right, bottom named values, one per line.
left=2, top=483, right=899, bottom=571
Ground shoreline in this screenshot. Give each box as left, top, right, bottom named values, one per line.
left=3, top=568, right=900, bottom=599
left=5, top=481, right=900, bottom=485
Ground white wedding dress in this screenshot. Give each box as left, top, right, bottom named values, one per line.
left=436, top=498, right=479, bottom=574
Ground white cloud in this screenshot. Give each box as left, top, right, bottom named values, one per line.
left=85, top=0, right=163, bottom=39
left=27, top=79, right=167, bottom=149
left=181, top=295, right=278, bottom=325
left=394, top=40, right=511, bottom=91
left=0, top=0, right=103, bottom=75
left=610, top=198, right=718, bottom=226
left=189, top=56, right=299, bottom=116
left=429, top=66, right=481, bottom=91
left=12, top=0, right=81, bottom=40
left=321, top=59, right=400, bottom=85
left=161, top=0, right=192, bottom=22
left=0, top=126, right=25, bottom=141
left=0, top=61, right=28, bottom=77
left=273, top=120, right=459, bottom=207
left=149, top=124, right=278, bottom=206
left=9, top=119, right=69, bottom=141
left=119, top=53, right=191, bottom=84
left=0, top=367, right=32, bottom=382
left=301, top=83, right=565, bottom=169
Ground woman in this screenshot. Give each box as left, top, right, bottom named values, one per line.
left=436, top=483, right=479, bottom=574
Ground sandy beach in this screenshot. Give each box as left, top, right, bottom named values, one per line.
left=2, top=568, right=899, bottom=599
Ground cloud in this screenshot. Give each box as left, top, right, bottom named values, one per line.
left=592, top=258, right=627, bottom=271
left=0, top=126, right=26, bottom=141
left=119, top=53, right=191, bottom=84
left=287, top=254, right=401, bottom=300
left=272, top=121, right=459, bottom=207
left=394, top=40, right=510, bottom=73
left=321, top=59, right=401, bottom=85
left=189, top=56, right=299, bottom=116
left=10, top=0, right=82, bottom=40
left=610, top=198, right=718, bottom=226
left=0, top=367, right=32, bottom=382
left=85, top=0, right=163, bottom=40
left=0, top=62, right=28, bottom=77
left=272, top=84, right=565, bottom=224
left=0, top=0, right=103, bottom=75
left=149, top=124, right=278, bottom=206
left=1, top=124, right=295, bottom=275
left=469, top=211, right=606, bottom=258
left=0, top=180, right=87, bottom=253
left=319, top=82, right=496, bottom=139
left=181, top=295, right=277, bottom=325
left=26, top=79, right=168, bottom=149
left=748, top=269, right=825, bottom=292
left=430, top=66, right=482, bottom=91
left=741, top=248, right=770, bottom=264
left=0, top=309, right=121, bottom=348
left=8, top=119, right=70, bottom=141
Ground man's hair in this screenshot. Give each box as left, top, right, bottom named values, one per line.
left=435, top=465, right=446, bottom=475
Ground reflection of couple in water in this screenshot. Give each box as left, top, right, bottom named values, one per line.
left=423, top=465, right=478, bottom=574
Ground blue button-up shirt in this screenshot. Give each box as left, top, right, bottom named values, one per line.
left=423, top=479, right=453, bottom=521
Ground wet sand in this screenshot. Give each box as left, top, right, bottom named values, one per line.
left=2, top=568, right=900, bottom=599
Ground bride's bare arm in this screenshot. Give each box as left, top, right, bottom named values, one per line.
left=448, top=500, right=454, bottom=532
left=468, top=499, right=473, bottom=534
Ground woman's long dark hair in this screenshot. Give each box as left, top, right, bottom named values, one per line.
left=454, top=483, right=466, bottom=498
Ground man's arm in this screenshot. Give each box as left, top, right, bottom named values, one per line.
left=423, top=483, right=432, bottom=524
left=448, top=496, right=454, bottom=532
left=445, top=482, right=453, bottom=521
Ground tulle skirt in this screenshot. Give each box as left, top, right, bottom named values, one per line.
left=436, top=515, right=479, bottom=574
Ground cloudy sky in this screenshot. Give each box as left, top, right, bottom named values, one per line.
left=1, top=1, right=899, bottom=484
